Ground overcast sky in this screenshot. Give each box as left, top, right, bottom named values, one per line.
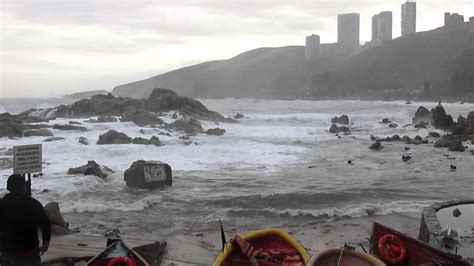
left=1, top=0, right=473, bottom=98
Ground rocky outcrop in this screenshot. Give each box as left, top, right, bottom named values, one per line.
left=132, top=136, right=162, bottom=146
left=331, top=115, right=349, bottom=125
left=44, top=202, right=69, bottom=235
left=431, top=104, right=454, bottom=131
left=97, top=130, right=132, bottom=144
left=67, top=160, right=113, bottom=178
left=0, top=113, right=29, bottom=138
left=164, top=118, right=204, bottom=135
left=51, top=89, right=226, bottom=123
left=145, top=88, right=225, bottom=121
left=124, top=160, right=172, bottom=189
left=413, top=106, right=432, bottom=125
left=205, top=128, right=226, bottom=136
left=121, top=109, right=164, bottom=127
left=53, top=124, right=88, bottom=132
left=23, top=129, right=54, bottom=137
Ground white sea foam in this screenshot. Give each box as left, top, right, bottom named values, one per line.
left=260, top=200, right=437, bottom=218
left=1, top=99, right=473, bottom=217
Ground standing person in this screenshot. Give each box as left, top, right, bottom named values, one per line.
left=0, top=174, right=51, bottom=266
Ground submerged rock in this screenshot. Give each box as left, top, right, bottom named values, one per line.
left=23, top=129, right=54, bottom=137
left=124, top=160, right=172, bottom=189
left=369, top=141, right=383, bottom=150
left=132, top=136, right=162, bottom=146
left=205, top=128, right=226, bottom=136
left=78, top=137, right=89, bottom=145
left=164, top=118, right=204, bottom=135
left=97, top=130, right=132, bottom=144
left=329, top=124, right=350, bottom=134
left=67, top=160, right=113, bottom=178
left=53, top=124, right=88, bottom=132
left=428, top=132, right=441, bottom=138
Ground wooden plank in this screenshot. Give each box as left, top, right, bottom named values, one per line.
left=42, top=234, right=158, bottom=264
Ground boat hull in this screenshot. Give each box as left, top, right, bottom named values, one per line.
left=307, top=247, right=385, bottom=266
left=371, top=222, right=470, bottom=266
left=87, top=240, right=149, bottom=266
left=213, top=228, right=310, bottom=266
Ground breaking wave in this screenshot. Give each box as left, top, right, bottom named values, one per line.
left=227, top=200, right=436, bottom=219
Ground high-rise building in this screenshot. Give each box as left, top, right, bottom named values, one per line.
left=338, top=13, right=360, bottom=48
left=445, top=12, right=464, bottom=27
left=372, top=11, right=393, bottom=43
left=401, top=1, right=416, bottom=36
left=305, top=34, right=321, bottom=61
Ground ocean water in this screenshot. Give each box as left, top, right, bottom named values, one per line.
left=0, top=99, right=473, bottom=238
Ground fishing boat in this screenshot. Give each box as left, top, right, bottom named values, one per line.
left=371, top=222, right=470, bottom=266
left=87, top=239, right=149, bottom=266
left=307, top=246, right=385, bottom=266
left=212, top=228, right=310, bottom=266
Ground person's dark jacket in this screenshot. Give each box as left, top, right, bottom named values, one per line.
left=0, top=192, right=51, bottom=252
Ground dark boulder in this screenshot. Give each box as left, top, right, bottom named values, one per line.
left=44, top=202, right=69, bottom=235
left=124, top=160, right=172, bottom=189
left=121, top=109, right=164, bottom=127
left=67, top=160, right=113, bottom=178
left=164, top=118, right=204, bottom=135
left=434, top=136, right=456, bottom=148
left=97, top=130, right=132, bottom=144
left=69, top=121, right=82, bottom=125
left=329, top=124, right=350, bottom=134
left=132, top=137, right=149, bottom=145
left=448, top=141, right=465, bottom=152
left=331, top=115, right=349, bottom=125
left=389, top=123, right=398, bottom=128
left=413, top=106, right=432, bottom=124
left=23, top=129, right=53, bottom=137
left=234, top=113, right=245, bottom=119
left=428, top=132, right=441, bottom=138
left=431, top=104, right=454, bottom=131
left=132, top=136, right=162, bottom=146
left=53, top=124, right=88, bottom=132
left=369, top=141, right=383, bottom=150
left=381, top=118, right=390, bottom=124
left=0, top=113, right=28, bottom=138
left=78, top=137, right=89, bottom=145
left=205, top=128, right=226, bottom=136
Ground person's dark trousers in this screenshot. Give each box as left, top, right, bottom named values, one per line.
left=1, top=252, right=41, bottom=266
